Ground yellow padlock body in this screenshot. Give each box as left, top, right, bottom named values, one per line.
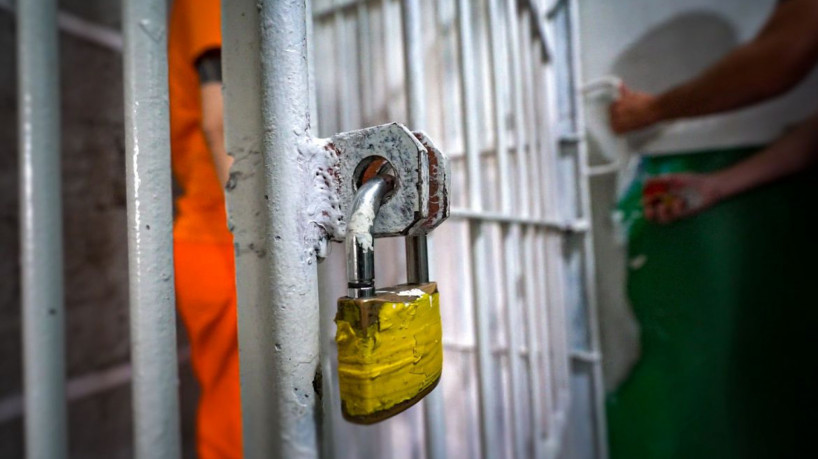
left=335, top=282, right=443, bottom=424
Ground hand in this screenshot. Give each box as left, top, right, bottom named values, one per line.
left=642, top=173, right=723, bottom=224
left=609, top=85, right=661, bottom=134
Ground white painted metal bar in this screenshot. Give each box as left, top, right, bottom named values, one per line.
left=566, top=0, right=608, bottom=456
left=485, top=0, right=526, bottom=457
left=225, top=0, right=321, bottom=457
left=121, top=0, right=181, bottom=457
left=538, top=24, right=573, bottom=415
left=520, top=9, right=544, bottom=221
left=334, top=6, right=354, bottom=130
left=451, top=209, right=588, bottom=232
left=456, top=0, right=500, bottom=457
left=524, top=21, right=560, bottom=445
left=523, top=33, right=556, bottom=443
left=535, top=53, right=570, bottom=420
left=401, top=1, right=448, bottom=458
left=17, top=0, right=67, bottom=457
left=506, top=0, right=531, bottom=218
left=314, top=0, right=377, bottom=19
left=506, top=4, right=548, bottom=453
left=521, top=226, right=545, bottom=457
left=356, top=1, right=373, bottom=126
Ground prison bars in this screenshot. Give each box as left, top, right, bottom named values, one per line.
left=121, top=0, right=182, bottom=457
left=17, top=0, right=67, bottom=457
left=312, top=0, right=595, bottom=456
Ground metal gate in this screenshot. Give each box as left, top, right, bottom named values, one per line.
left=14, top=0, right=606, bottom=457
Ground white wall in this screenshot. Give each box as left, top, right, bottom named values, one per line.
left=580, top=0, right=818, bottom=154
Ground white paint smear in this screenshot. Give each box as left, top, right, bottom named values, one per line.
left=348, top=205, right=376, bottom=252
left=397, top=288, right=426, bottom=297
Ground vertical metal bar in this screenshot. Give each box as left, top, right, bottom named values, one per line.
left=334, top=5, right=353, bottom=130
left=402, top=2, right=448, bottom=458
left=306, top=4, right=339, bottom=459
left=567, top=0, right=608, bottom=456
left=401, top=0, right=429, bottom=289
left=520, top=10, right=544, bottom=220
left=307, top=0, right=319, bottom=134
left=228, top=0, right=320, bottom=456
left=383, top=0, right=402, bottom=122
left=505, top=0, right=530, bottom=217
left=456, top=0, right=499, bottom=457
left=356, top=1, right=373, bottom=126
left=122, top=0, right=181, bottom=457
left=506, top=1, right=548, bottom=454
left=17, top=1, right=67, bottom=457
left=521, top=226, right=545, bottom=456
left=485, top=0, right=526, bottom=457
left=522, top=31, right=555, bottom=443
left=532, top=53, right=559, bottom=421
left=539, top=34, right=572, bottom=412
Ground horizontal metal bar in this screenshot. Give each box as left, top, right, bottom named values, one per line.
left=0, top=0, right=122, bottom=52
left=570, top=350, right=602, bottom=363
left=558, top=132, right=582, bottom=144
left=587, top=162, right=621, bottom=177
left=313, top=0, right=377, bottom=21
left=0, top=348, right=192, bottom=425
left=450, top=208, right=589, bottom=232
left=443, top=341, right=533, bottom=358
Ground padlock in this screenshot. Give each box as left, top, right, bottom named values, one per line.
left=334, top=173, right=443, bottom=424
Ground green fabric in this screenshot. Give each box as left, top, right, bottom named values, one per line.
left=606, top=146, right=818, bottom=459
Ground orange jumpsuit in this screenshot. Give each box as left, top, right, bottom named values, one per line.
left=168, top=1, right=242, bottom=457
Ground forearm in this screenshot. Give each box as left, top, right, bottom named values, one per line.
left=650, top=0, right=818, bottom=123
left=197, top=49, right=231, bottom=187
left=711, top=113, right=818, bottom=199
left=653, top=44, right=788, bottom=121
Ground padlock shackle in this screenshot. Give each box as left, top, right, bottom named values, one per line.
left=346, top=174, right=395, bottom=298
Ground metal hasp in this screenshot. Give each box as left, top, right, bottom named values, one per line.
left=346, top=175, right=396, bottom=298
left=122, top=0, right=182, bottom=457
left=326, top=123, right=449, bottom=240
left=333, top=124, right=450, bottom=296
left=17, top=0, right=68, bottom=457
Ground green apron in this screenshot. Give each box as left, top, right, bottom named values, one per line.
left=607, top=147, right=818, bottom=459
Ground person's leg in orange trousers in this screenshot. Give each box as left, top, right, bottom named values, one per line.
left=174, top=240, right=242, bottom=459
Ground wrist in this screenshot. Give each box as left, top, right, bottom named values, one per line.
left=706, top=170, right=734, bottom=202
left=645, top=94, right=666, bottom=125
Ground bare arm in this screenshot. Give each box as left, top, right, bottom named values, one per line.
left=710, top=111, right=818, bottom=198
left=197, top=49, right=232, bottom=187
left=612, top=0, right=818, bottom=133
left=643, top=111, right=818, bottom=223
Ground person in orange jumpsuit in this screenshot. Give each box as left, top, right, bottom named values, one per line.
left=168, top=0, right=241, bottom=457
